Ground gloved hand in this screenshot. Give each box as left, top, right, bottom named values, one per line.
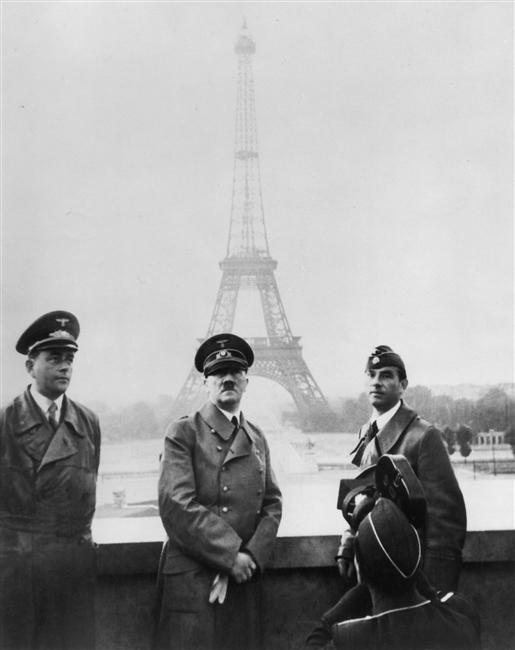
left=209, top=573, right=229, bottom=604
left=335, top=531, right=356, bottom=589
left=336, top=556, right=356, bottom=589
left=352, top=494, right=376, bottom=528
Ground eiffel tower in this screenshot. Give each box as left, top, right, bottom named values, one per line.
left=173, top=22, right=334, bottom=431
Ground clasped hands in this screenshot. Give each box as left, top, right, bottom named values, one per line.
left=230, top=551, right=256, bottom=583
left=209, top=552, right=256, bottom=604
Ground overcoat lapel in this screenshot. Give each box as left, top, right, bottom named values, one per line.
left=38, top=425, right=78, bottom=470
left=12, top=391, right=82, bottom=469
left=38, top=396, right=81, bottom=471
left=13, top=389, right=52, bottom=463
left=375, top=402, right=418, bottom=455
left=198, top=402, right=256, bottom=463
left=13, top=388, right=46, bottom=436
left=199, top=402, right=235, bottom=440
left=352, top=402, right=419, bottom=465
left=227, top=415, right=256, bottom=463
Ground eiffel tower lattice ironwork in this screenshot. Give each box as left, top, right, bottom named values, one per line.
left=173, top=23, right=334, bottom=431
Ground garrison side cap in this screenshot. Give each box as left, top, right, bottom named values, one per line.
left=365, top=344, right=406, bottom=379
left=16, top=310, right=80, bottom=355
left=195, top=333, right=254, bottom=377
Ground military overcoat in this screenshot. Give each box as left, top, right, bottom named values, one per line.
left=155, top=401, right=282, bottom=650
left=352, top=401, right=466, bottom=590
left=0, top=388, right=101, bottom=650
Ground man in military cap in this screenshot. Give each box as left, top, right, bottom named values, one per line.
left=336, top=345, right=466, bottom=593
left=0, top=311, right=101, bottom=650
left=330, top=498, right=480, bottom=650
left=155, top=333, right=282, bottom=650
left=307, top=345, right=468, bottom=646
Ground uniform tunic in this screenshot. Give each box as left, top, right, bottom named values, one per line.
left=0, top=388, right=101, bottom=650
left=155, top=401, right=282, bottom=650
left=332, top=592, right=481, bottom=650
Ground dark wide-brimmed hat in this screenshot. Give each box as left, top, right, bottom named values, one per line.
left=365, top=345, right=407, bottom=380
left=195, top=333, right=254, bottom=377
left=16, top=311, right=80, bottom=355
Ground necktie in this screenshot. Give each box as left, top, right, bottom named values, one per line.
left=364, top=420, right=378, bottom=445
left=352, top=421, right=379, bottom=466
left=47, top=402, right=59, bottom=430
left=223, top=416, right=239, bottom=460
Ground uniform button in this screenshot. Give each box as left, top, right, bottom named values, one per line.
left=222, top=466, right=227, bottom=472
left=222, top=486, right=229, bottom=492
left=211, top=429, right=216, bottom=433
left=259, top=469, right=264, bottom=474
left=222, top=507, right=229, bottom=513
left=217, top=446, right=223, bottom=451
left=256, top=510, right=261, bottom=514
left=257, top=489, right=262, bottom=495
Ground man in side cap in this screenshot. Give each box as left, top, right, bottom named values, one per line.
left=155, top=333, right=282, bottom=650
left=0, top=311, right=101, bottom=650
left=307, top=346, right=467, bottom=648
left=336, top=345, right=466, bottom=593
left=331, top=498, right=480, bottom=650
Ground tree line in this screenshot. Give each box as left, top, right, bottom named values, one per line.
left=93, top=385, right=514, bottom=444
left=285, top=385, right=515, bottom=441
left=338, top=385, right=515, bottom=441
left=91, top=395, right=176, bottom=443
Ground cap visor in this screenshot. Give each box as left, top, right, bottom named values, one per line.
left=204, top=359, right=248, bottom=376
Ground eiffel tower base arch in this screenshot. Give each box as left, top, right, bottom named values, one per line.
left=171, top=337, right=338, bottom=432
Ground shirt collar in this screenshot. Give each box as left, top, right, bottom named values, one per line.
left=372, top=400, right=402, bottom=431
left=215, top=404, right=241, bottom=424
left=29, top=384, right=64, bottom=417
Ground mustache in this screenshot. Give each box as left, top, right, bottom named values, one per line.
left=222, top=381, right=236, bottom=390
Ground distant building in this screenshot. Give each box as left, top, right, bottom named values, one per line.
left=476, top=430, right=506, bottom=446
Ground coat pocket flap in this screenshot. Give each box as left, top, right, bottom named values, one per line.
left=163, top=551, right=202, bottom=575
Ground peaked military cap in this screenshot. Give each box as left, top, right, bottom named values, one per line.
left=356, top=497, right=421, bottom=581
left=366, top=345, right=406, bottom=380
left=195, top=333, right=254, bottom=377
left=16, top=311, right=80, bottom=355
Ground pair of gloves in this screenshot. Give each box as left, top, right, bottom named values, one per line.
left=209, top=550, right=257, bottom=603
left=209, top=573, right=229, bottom=604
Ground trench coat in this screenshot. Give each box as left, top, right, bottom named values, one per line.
left=155, top=401, right=282, bottom=650
left=0, top=388, right=101, bottom=650
left=351, top=401, right=467, bottom=589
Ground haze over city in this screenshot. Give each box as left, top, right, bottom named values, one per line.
left=1, top=2, right=513, bottom=413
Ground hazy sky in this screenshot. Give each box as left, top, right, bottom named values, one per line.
left=1, top=1, right=513, bottom=411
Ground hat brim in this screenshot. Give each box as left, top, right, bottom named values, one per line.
left=204, top=358, right=248, bottom=377
left=27, top=338, right=79, bottom=354
left=16, top=310, right=80, bottom=355
left=194, top=333, right=254, bottom=373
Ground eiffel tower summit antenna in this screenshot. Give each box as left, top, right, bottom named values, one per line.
left=172, top=23, right=335, bottom=431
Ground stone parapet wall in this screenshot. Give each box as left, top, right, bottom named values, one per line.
left=95, top=530, right=515, bottom=650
